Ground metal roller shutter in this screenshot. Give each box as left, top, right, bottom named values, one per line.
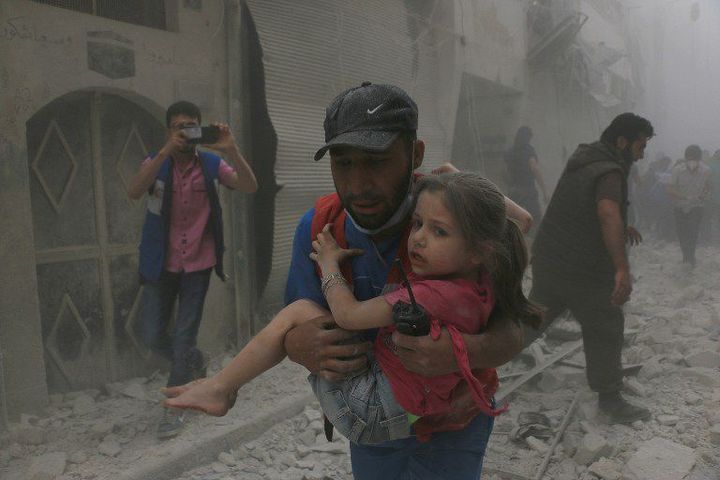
left=246, top=0, right=450, bottom=314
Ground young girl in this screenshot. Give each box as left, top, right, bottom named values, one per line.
left=163, top=172, right=541, bottom=444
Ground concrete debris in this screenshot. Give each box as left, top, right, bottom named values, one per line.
left=218, top=451, right=236, bottom=466
left=121, top=382, right=149, bottom=401
left=574, top=433, right=612, bottom=466
left=709, top=424, right=720, bottom=445
left=684, top=367, right=720, bottom=387
left=14, top=425, right=46, bottom=445
left=97, top=438, right=122, bottom=457
left=624, top=437, right=695, bottom=480
left=71, top=393, right=96, bottom=416
left=657, top=414, right=680, bottom=426
left=525, top=435, right=548, bottom=453
left=28, top=452, right=67, bottom=480
left=684, top=351, right=720, bottom=369
left=625, top=377, right=649, bottom=397
left=68, top=451, right=87, bottom=464
left=589, top=457, right=622, bottom=480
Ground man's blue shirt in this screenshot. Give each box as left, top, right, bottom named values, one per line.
left=285, top=208, right=402, bottom=307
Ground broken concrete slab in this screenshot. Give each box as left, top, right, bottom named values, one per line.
left=657, top=414, right=679, bottom=426
left=28, top=452, right=67, bottom=480
left=71, top=394, right=96, bottom=416
left=683, top=367, right=720, bottom=388
left=573, top=432, right=612, bottom=466
left=684, top=351, right=720, bottom=369
left=624, top=437, right=695, bottom=480
left=589, top=457, right=622, bottom=480
left=709, top=424, right=720, bottom=445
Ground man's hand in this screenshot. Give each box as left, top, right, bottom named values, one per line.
left=205, top=122, right=237, bottom=155
left=626, top=226, right=643, bottom=246
left=160, top=128, right=189, bottom=157
left=610, top=268, right=632, bottom=306
left=284, top=315, right=371, bottom=382
left=391, top=328, right=458, bottom=376
left=431, top=163, right=460, bottom=175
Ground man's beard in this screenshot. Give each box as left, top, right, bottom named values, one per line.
left=342, top=173, right=412, bottom=231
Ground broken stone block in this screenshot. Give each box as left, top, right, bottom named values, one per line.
left=97, top=439, right=121, bottom=457
left=15, top=426, right=46, bottom=445
left=295, top=445, right=311, bottom=458
left=625, top=378, right=648, bottom=397
left=72, top=394, right=96, bottom=416
left=308, top=419, right=324, bottom=433
left=574, top=433, right=612, bottom=466
left=638, top=358, right=664, bottom=380
left=526, top=435, right=548, bottom=453
left=303, top=407, right=322, bottom=423
left=657, top=415, right=679, bottom=426
left=684, top=367, right=720, bottom=388
left=709, top=424, right=720, bottom=445
left=68, top=451, right=87, bottom=464
left=624, top=437, right=695, bottom=480
left=562, top=432, right=582, bottom=457
left=298, top=429, right=316, bottom=446
left=28, top=452, right=67, bottom=480
left=684, top=392, right=703, bottom=405
left=218, top=452, right=236, bottom=466
left=535, top=370, right=566, bottom=392
left=90, top=421, right=114, bottom=438
left=211, top=462, right=229, bottom=473
left=121, top=383, right=148, bottom=401
left=684, top=351, right=720, bottom=369
left=589, top=457, right=622, bottom=480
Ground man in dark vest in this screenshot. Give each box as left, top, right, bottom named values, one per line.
left=128, top=101, right=258, bottom=438
left=526, top=113, right=654, bottom=424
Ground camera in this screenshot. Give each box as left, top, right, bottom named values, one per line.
left=181, top=124, right=221, bottom=145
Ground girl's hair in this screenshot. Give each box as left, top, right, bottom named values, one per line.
left=414, top=172, right=543, bottom=329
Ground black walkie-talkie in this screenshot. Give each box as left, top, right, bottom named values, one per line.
left=391, top=259, right=430, bottom=336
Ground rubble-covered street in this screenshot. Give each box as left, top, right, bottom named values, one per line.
left=2, top=241, right=720, bottom=480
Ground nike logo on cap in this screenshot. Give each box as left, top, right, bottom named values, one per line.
left=367, top=104, right=384, bottom=114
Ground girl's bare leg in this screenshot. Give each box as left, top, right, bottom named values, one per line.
left=163, top=300, right=328, bottom=415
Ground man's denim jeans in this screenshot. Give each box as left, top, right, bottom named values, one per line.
left=350, top=412, right=494, bottom=480
left=139, top=268, right=211, bottom=387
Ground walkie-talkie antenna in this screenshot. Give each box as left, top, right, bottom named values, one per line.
left=394, top=259, right=418, bottom=308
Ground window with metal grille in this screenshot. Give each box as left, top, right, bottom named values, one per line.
left=29, top=0, right=168, bottom=30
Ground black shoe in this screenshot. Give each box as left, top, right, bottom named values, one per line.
left=156, top=408, right=184, bottom=439
left=598, top=392, right=651, bottom=424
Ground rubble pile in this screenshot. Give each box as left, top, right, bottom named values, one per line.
left=0, top=361, right=311, bottom=480
left=1, top=242, right=719, bottom=480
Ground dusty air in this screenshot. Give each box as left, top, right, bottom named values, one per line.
left=2, top=1, right=719, bottom=480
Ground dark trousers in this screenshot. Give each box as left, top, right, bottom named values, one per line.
left=674, top=207, right=704, bottom=264
left=139, top=268, right=211, bottom=387
left=526, top=264, right=624, bottom=394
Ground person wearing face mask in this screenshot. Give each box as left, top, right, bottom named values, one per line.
left=666, top=144, right=711, bottom=268
left=525, top=113, right=655, bottom=425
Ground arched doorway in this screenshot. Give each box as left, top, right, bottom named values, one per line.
left=26, top=91, right=165, bottom=391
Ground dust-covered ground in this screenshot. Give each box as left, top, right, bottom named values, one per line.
left=2, top=241, right=720, bottom=480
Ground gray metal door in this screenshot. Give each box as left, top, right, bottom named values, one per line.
left=27, top=91, right=165, bottom=391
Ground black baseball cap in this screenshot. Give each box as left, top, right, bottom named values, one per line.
left=314, top=82, right=418, bottom=161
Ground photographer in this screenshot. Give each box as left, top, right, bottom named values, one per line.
left=128, top=101, right=257, bottom=439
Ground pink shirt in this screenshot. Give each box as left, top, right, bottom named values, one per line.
left=142, top=154, right=236, bottom=273
left=377, top=273, right=503, bottom=424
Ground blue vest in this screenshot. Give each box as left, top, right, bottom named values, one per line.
left=138, top=151, right=226, bottom=282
